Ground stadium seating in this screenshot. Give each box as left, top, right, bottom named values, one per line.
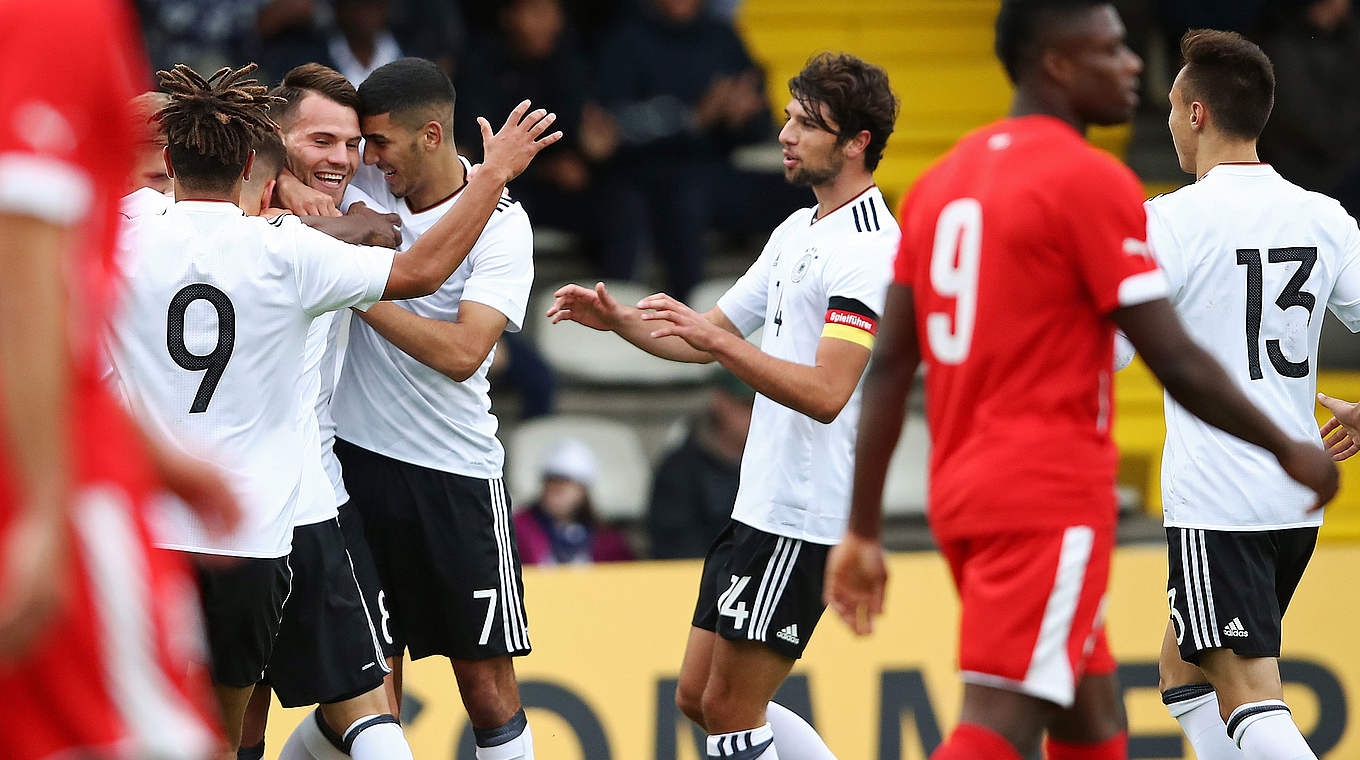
left=505, top=414, right=653, bottom=522
left=526, top=281, right=717, bottom=386
left=736, top=0, right=1132, bottom=210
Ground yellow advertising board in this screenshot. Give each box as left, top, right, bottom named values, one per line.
left=263, top=546, right=1357, bottom=758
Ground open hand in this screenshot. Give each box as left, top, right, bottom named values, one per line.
left=547, top=282, right=623, bottom=331
left=636, top=293, right=726, bottom=353
left=824, top=532, right=887, bottom=636
left=1319, top=392, right=1360, bottom=461
left=274, top=170, right=340, bottom=217
left=341, top=202, right=402, bottom=248
left=479, top=100, right=564, bottom=184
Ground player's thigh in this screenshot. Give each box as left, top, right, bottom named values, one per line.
left=677, top=626, right=718, bottom=722
left=193, top=553, right=291, bottom=689
left=404, top=474, right=531, bottom=661
left=337, top=500, right=397, bottom=660
left=1196, top=649, right=1283, bottom=713
left=1166, top=527, right=1290, bottom=671
left=947, top=523, right=1114, bottom=710
left=267, top=519, right=387, bottom=709
left=693, top=522, right=829, bottom=662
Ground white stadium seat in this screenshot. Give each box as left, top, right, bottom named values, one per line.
left=528, top=280, right=716, bottom=385
left=687, top=276, right=762, bottom=346
left=506, top=414, right=652, bottom=522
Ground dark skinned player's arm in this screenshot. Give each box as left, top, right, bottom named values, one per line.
left=845, top=284, right=919, bottom=540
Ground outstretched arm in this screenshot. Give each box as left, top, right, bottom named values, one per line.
left=546, top=281, right=737, bottom=364
left=357, top=301, right=507, bottom=382
left=824, top=284, right=919, bottom=636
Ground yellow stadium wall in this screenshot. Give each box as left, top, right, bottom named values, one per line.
left=735, top=0, right=1132, bottom=213
left=263, top=549, right=1359, bottom=758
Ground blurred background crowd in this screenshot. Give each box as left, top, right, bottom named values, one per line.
left=128, top=0, right=1360, bottom=559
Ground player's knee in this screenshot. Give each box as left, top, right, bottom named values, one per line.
left=699, top=680, right=740, bottom=726
left=675, top=683, right=705, bottom=726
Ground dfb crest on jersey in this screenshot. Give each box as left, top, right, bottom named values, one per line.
left=792, top=251, right=814, bottom=283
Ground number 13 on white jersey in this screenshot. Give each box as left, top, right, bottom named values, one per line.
left=927, top=198, right=983, bottom=364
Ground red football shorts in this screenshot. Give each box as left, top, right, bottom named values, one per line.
left=0, top=394, right=218, bottom=760
left=938, top=523, right=1115, bottom=707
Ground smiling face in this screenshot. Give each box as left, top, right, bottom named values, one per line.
left=778, top=97, right=847, bottom=188
left=279, top=93, right=362, bottom=204
left=360, top=111, right=433, bottom=199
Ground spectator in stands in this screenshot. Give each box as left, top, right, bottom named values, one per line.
left=137, top=0, right=257, bottom=74
left=324, top=0, right=404, bottom=85
left=455, top=0, right=619, bottom=257
left=515, top=438, right=635, bottom=565
left=647, top=371, right=753, bottom=559
left=1260, top=0, right=1360, bottom=217
left=594, top=0, right=807, bottom=299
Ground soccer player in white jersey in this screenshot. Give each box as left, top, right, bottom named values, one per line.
left=105, top=63, right=560, bottom=756
left=1114, top=31, right=1360, bottom=760
left=549, top=53, right=898, bottom=760
left=284, top=56, right=539, bottom=760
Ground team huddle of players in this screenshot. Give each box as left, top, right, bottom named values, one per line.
left=4, top=0, right=1360, bottom=759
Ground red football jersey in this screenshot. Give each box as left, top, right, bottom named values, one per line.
left=0, top=2, right=218, bottom=757
left=895, top=115, right=1165, bottom=537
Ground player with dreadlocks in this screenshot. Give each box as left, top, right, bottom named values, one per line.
left=104, top=62, right=561, bottom=756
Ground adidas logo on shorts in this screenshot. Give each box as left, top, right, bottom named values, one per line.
left=1223, top=618, right=1249, bottom=638
left=775, top=624, right=800, bottom=645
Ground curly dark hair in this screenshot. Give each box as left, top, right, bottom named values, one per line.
left=788, top=52, right=899, bottom=171
left=157, top=63, right=283, bottom=192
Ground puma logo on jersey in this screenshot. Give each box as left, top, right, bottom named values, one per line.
left=775, top=624, right=800, bottom=645
left=1223, top=618, right=1249, bottom=638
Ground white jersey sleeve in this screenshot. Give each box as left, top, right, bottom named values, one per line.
left=822, top=237, right=892, bottom=317
left=1327, top=217, right=1360, bottom=330
left=459, top=205, right=534, bottom=332
left=716, top=226, right=782, bottom=336
left=285, top=217, right=395, bottom=317
left=1145, top=199, right=1187, bottom=301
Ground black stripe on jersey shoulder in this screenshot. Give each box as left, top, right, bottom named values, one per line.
left=827, top=295, right=878, bottom=321
left=866, top=197, right=881, bottom=230
left=852, top=205, right=863, bottom=232
left=268, top=213, right=296, bottom=227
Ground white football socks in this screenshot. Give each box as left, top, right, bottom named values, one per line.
left=279, top=709, right=347, bottom=760
left=344, top=715, right=413, bottom=760
left=1163, top=684, right=1242, bottom=759
left=474, top=709, right=535, bottom=760
left=1228, top=700, right=1317, bottom=760
left=708, top=723, right=779, bottom=759
left=765, top=702, right=837, bottom=760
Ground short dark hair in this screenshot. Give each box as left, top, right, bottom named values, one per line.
left=357, top=57, right=456, bottom=133
left=250, top=129, right=287, bottom=181
left=1178, top=29, right=1275, bottom=140
left=269, top=63, right=361, bottom=127
left=158, top=64, right=282, bottom=193
left=788, top=53, right=899, bottom=171
left=995, top=0, right=1107, bottom=83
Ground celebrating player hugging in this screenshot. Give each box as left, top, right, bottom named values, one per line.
left=10, top=0, right=1360, bottom=758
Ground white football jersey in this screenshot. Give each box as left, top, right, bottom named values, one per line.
left=1146, top=164, right=1360, bottom=530
left=332, top=158, right=533, bottom=477
left=107, top=201, right=395, bottom=557
left=716, top=186, right=897, bottom=544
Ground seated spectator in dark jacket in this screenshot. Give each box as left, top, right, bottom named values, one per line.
left=593, top=0, right=807, bottom=299
left=456, top=0, right=619, bottom=257
left=647, top=372, right=753, bottom=559
left=515, top=438, right=635, bottom=565
left=325, top=0, right=404, bottom=85
left=1260, top=0, right=1360, bottom=217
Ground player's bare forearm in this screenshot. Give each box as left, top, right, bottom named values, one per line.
left=1115, top=299, right=1292, bottom=455
left=707, top=330, right=870, bottom=425
left=846, top=285, right=919, bottom=540
left=0, top=214, right=70, bottom=519
left=358, top=301, right=503, bottom=382
left=612, top=307, right=719, bottom=363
